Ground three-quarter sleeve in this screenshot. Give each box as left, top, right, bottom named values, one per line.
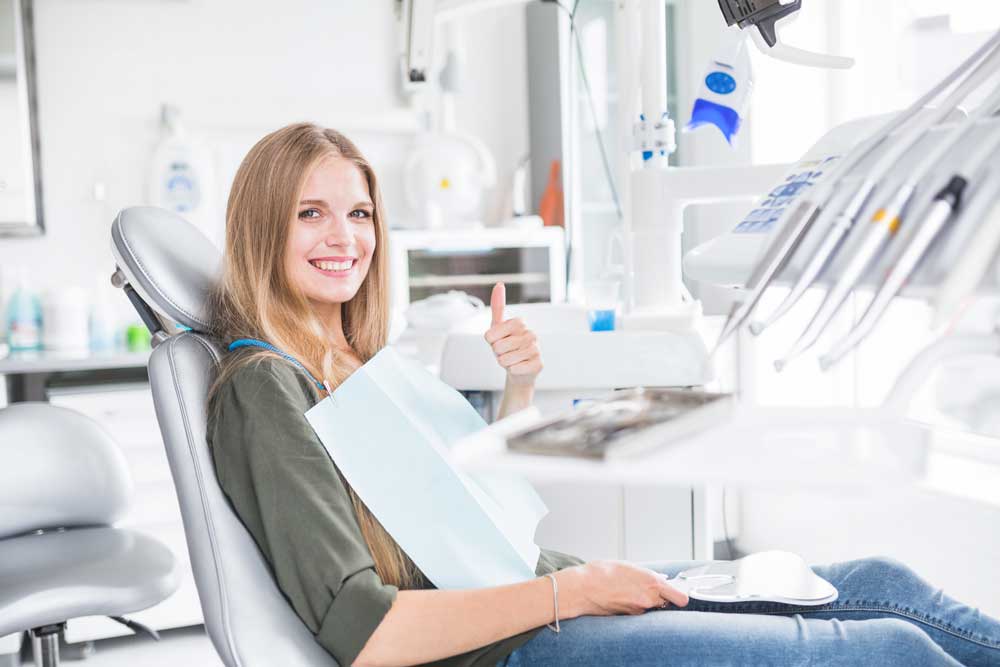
left=208, top=359, right=397, bottom=666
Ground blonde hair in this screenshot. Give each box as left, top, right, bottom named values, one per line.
left=207, top=122, right=423, bottom=589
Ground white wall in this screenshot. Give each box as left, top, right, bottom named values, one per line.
left=0, top=1, right=535, bottom=324
left=0, top=0, right=532, bottom=322
left=445, top=6, right=530, bottom=223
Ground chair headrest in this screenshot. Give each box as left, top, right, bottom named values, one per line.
left=111, top=207, right=222, bottom=332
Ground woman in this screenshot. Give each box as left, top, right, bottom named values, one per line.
left=206, top=123, right=1000, bottom=667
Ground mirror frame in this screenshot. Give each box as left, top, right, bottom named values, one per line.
left=1, top=0, right=44, bottom=237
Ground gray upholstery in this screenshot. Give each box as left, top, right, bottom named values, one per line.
left=0, top=403, right=132, bottom=539
left=110, top=206, right=221, bottom=331
left=0, top=526, right=176, bottom=637
left=0, top=403, right=178, bottom=637
left=112, top=206, right=340, bottom=667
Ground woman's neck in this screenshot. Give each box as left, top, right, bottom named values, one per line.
left=312, top=300, right=354, bottom=353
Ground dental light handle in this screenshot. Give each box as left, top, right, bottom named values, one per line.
left=749, top=30, right=855, bottom=70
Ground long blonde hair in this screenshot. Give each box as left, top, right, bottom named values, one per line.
left=207, top=122, right=423, bottom=589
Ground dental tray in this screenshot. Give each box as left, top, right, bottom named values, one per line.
left=506, top=388, right=735, bottom=460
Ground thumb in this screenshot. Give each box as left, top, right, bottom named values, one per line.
left=491, top=282, right=506, bottom=326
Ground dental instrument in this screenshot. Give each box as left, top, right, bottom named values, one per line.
left=774, top=58, right=1000, bottom=371
left=713, top=28, right=1000, bottom=349
left=819, top=115, right=1000, bottom=367
left=753, top=32, right=1000, bottom=341
left=931, top=189, right=1000, bottom=330
left=818, top=176, right=967, bottom=370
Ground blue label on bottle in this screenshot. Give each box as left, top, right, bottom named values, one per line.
left=162, top=161, right=201, bottom=214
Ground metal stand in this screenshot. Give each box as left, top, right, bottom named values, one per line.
left=30, top=625, right=63, bottom=667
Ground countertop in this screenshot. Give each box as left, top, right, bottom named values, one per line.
left=0, top=345, right=150, bottom=374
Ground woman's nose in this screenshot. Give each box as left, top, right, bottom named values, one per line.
left=323, top=215, right=353, bottom=247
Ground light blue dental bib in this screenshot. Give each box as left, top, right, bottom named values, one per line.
left=231, top=342, right=547, bottom=590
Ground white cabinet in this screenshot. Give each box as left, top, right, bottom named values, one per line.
left=46, top=383, right=202, bottom=643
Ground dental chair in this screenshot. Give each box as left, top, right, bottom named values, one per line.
left=0, top=402, right=178, bottom=666
left=109, top=206, right=341, bottom=667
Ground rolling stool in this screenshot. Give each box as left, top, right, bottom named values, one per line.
left=0, top=402, right=179, bottom=666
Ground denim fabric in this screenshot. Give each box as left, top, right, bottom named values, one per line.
left=502, top=557, right=1000, bottom=666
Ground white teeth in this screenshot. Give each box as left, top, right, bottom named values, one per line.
left=312, top=260, right=353, bottom=272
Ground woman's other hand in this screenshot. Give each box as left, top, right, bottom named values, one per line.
left=484, top=282, right=542, bottom=387
left=557, top=561, right=689, bottom=617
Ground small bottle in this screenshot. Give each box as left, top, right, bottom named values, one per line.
left=89, top=273, right=119, bottom=351
left=5, top=269, right=42, bottom=351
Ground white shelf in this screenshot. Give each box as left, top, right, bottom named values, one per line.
left=0, top=348, right=149, bottom=375
left=409, top=272, right=550, bottom=288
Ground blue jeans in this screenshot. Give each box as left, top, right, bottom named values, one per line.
left=502, top=557, right=1000, bottom=666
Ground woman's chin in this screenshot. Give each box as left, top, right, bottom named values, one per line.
left=308, top=288, right=357, bottom=309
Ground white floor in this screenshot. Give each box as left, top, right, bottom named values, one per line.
left=46, top=626, right=220, bottom=666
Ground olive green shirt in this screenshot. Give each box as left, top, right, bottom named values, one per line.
left=206, top=356, right=583, bottom=667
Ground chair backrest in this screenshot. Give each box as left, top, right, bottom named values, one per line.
left=111, top=207, right=339, bottom=667
left=0, top=402, right=132, bottom=539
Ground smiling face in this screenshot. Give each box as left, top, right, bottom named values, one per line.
left=284, top=155, right=377, bottom=328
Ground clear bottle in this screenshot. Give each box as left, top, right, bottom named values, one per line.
left=5, top=269, right=42, bottom=351
left=89, top=272, right=120, bottom=351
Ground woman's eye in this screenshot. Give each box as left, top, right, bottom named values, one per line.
left=349, top=209, right=373, bottom=219
left=298, top=208, right=322, bottom=220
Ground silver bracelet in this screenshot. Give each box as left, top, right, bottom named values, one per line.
left=545, top=573, right=560, bottom=633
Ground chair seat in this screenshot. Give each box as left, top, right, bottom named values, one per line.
left=0, top=526, right=178, bottom=636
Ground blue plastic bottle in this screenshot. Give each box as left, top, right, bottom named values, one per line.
left=5, top=272, right=42, bottom=351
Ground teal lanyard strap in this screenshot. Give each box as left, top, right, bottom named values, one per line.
left=228, top=338, right=327, bottom=392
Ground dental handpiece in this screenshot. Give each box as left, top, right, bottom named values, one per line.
left=824, top=116, right=1000, bottom=362
left=715, top=30, right=1000, bottom=351
left=774, top=186, right=915, bottom=372
left=752, top=41, right=1000, bottom=343
left=819, top=176, right=968, bottom=370
left=932, top=188, right=1000, bottom=329
left=749, top=180, right=876, bottom=336
left=714, top=200, right=820, bottom=351
left=787, top=83, right=1000, bottom=367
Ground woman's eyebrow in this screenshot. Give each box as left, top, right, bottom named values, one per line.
left=354, top=200, right=375, bottom=209
left=299, top=198, right=328, bottom=207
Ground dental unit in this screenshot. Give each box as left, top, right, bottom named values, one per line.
left=819, top=112, right=1000, bottom=369
left=714, top=29, right=1000, bottom=350
left=772, top=43, right=1000, bottom=370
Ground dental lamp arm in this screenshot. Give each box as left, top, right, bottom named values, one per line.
left=717, top=0, right=854, bottom=69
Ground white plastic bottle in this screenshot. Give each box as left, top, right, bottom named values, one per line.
left=148, top=104, right=220, bottom=247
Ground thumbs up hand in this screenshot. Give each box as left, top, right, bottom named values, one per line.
left=484, top=282, right=542, bottom=387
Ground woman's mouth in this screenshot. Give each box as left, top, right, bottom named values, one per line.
left=309, top=258, right=356, bottom=276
